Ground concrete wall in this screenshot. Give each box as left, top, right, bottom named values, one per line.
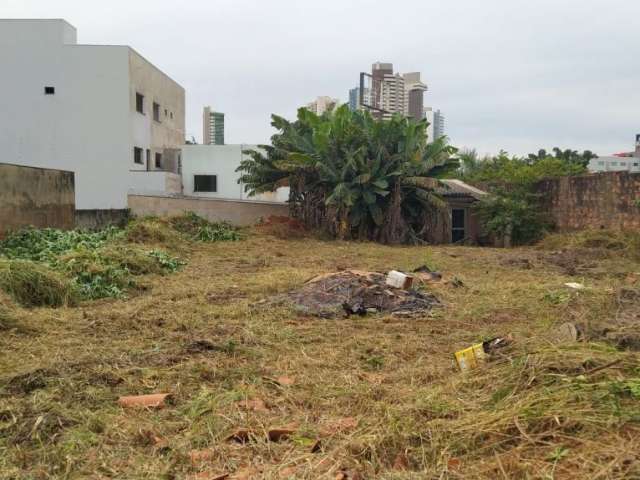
left=0, top=163, right=75, bottom=236
left=181, top=144, right=289, bottom=202
left=129, top=171, right=182, bottom=196
left=536, top=172, right=640, bottom=231
left=0, top=20, right=130, bottom=210
left=128, top=194, right=289, bottom=226
left=0, top=19, right=185, bottom=211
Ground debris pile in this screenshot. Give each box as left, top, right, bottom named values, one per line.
left=283, top=270, right=440, bottom=318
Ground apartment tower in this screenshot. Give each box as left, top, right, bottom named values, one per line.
left=203, top=106, right=225, bottom=145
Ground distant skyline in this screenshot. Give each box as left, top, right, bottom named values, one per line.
left=2, top=0, right=640, bottom=156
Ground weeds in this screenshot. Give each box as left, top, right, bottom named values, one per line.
left=170, top=212, right=241, bottom=242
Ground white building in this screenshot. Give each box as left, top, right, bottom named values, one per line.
left=0, top=19, right=185, bottom=214
left=305, top=96, right=340, bottom=115
left=181, top=145, right=289, bottom=203
left=203, top=106, right=225, bottom=145
left=588, top=156, right=640, bottom=173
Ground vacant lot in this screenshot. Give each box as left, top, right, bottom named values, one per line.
left=1, top=225, right=640, bottom=479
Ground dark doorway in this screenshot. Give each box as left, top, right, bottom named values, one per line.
left=451, top=208, right=466, bottom=243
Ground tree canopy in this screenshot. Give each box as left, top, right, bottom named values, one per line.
left=237, top=105, right=458, bottom=243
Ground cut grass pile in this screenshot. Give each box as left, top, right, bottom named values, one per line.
left=0, top=212, right=234, bottom=304
left=1, top=230, right=639, bottom=478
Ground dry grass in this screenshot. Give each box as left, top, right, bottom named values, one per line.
left=1, top=229, right=639, bottom=479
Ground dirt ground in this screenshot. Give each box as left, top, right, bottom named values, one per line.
left=1, top=230, right=640, bottom=479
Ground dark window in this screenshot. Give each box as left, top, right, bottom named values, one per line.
left=170, top=112, right=173, bottom=119
left=146, top=149, right=151, bottom=169
left=451, top=208, right=466, bottom=243
left=153, top=102, right=161, bottom=122
left=134, top=146, right=143, bottom=164
left=136, top=93, right=144, bottom=114
left=164, top=108, right=168, bottom=117
left=155, top=152, right=162, bottom=169
left=44, top=86, right=55, bottom=95
left=194, top=175, right=217, bottom=193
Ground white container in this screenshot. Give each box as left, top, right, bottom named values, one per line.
left=386, top=270, right=414, bottom=289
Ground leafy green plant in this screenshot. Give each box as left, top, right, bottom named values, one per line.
left=237, top=105, right=459, bottom=243
left=170, top=212, right=240, bottom=242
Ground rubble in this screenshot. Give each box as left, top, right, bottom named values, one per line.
left=282, top=270, right=440, bottom=318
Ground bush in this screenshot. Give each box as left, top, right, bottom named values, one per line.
left=0, top=259, right=79, bottom=307
left=170, top=212, right=241, bottom=242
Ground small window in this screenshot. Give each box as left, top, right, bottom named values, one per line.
left=153, top=102, right=161, bottom=122
left=598, top=161, right=605, bottom=166
left=155, top=152, right=162, bottom=169
left=136, top=92, right=144, bottom=114
left=146, top=149, right=151, bottom=168
left=134, top=146, right=143, bottom=164
left=170, top=112, right=174, bottom=119
left=611, top=162, right=618, bottom=166
left=634, top=163, right=639, bottom=167
left=164, top=108, right=168, bottom=117
left=194, top=175, right=217, bottom=193
left=44, top=86, right=55, bottom=95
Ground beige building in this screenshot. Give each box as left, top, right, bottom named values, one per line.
left=305, top=96, right=340, bottom=115
left=365, top=62, right=428, bottom=121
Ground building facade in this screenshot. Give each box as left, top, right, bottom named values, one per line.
left=305, top=96, right=340, bottom=115
left=588, top=156, right=640, bottom=173
left=0, top=19, right=185, bottom=212
left=424, top=107, right=445, bottom=142
left=181, top=145, right=289, bottom=203
left=203, top=106, right=225, bottom=145
left=361, top=62, right=428, bottom=121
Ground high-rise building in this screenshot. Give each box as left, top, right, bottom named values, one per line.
left=348, top=87, right=359, bottom=111
left=424, top=107, right=445, bottom=142
left=360, top=62, right=428, bottom=121
left=203, top=107, right=225, bottom=145
left=305, top=96, right=340, bottom=115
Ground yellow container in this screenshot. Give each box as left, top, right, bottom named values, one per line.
left=455, top=343, right=486, bottom=371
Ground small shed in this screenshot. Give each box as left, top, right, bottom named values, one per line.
left=423, top=179, right=488, bottom=244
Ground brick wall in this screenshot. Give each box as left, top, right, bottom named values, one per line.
left=0, top=163, right=75, bottom=237
left=535, top=172, right=640, bottom=231
left=128, top=194, right=289, bottom=226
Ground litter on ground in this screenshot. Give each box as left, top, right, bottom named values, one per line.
left=281, top=270, right=440, bottom=318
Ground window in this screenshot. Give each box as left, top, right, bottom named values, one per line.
left=194, top=175, right=217, bottom=193
left=153, top=102, right=161, bottom=122
left=598, top=161, right=605, bottom=166
left=134, top=146, right=143, bottom=164
left=136, top=92, right=144, bottom=114
left=611, top=162, right=618, bottom=166
left=155, top=152, right=162, bottom=169
left=164, top=108, right=168, bottom=117
left=146, top=149, right=151, bottom=169
left=634, top=163, right=639, bottom=167
left=44, top=86, right=55, bottom=95
left=170, top=112, right=173, bottom=119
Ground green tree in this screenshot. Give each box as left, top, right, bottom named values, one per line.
left=237, top=105, right=458, bottom=243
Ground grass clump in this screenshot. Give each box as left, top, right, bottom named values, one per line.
left=539, top=229, right=640, bottom=259
left=125, top=217, right=182, bottom=246
left=169, top=212, right=241, bottom=242
left=0, top=259, right=78, bottom=307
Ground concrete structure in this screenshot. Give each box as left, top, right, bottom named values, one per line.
left=536, top=172, right=640, bottom=231
left=203, top=106, right=225, bottom=145
left=305, top=96, right=340, bottom=115
left=0, top=163, right=75, bottom=236
left=181, top=144, right=289, bottom=203
left=128, top=194, right=288, bottom=227
left=0, top=19, right=185, bottom=214
left=588, top=156, right=640, bottom=173
left=361, top=62, right=428, bottom=121
left=424, top=107, right=445, bottom=142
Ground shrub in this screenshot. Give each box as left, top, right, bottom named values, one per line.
left=0, top=259, right=79, bottom=307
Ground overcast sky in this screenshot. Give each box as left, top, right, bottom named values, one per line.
left=3, top=0, right=640, bottom=156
